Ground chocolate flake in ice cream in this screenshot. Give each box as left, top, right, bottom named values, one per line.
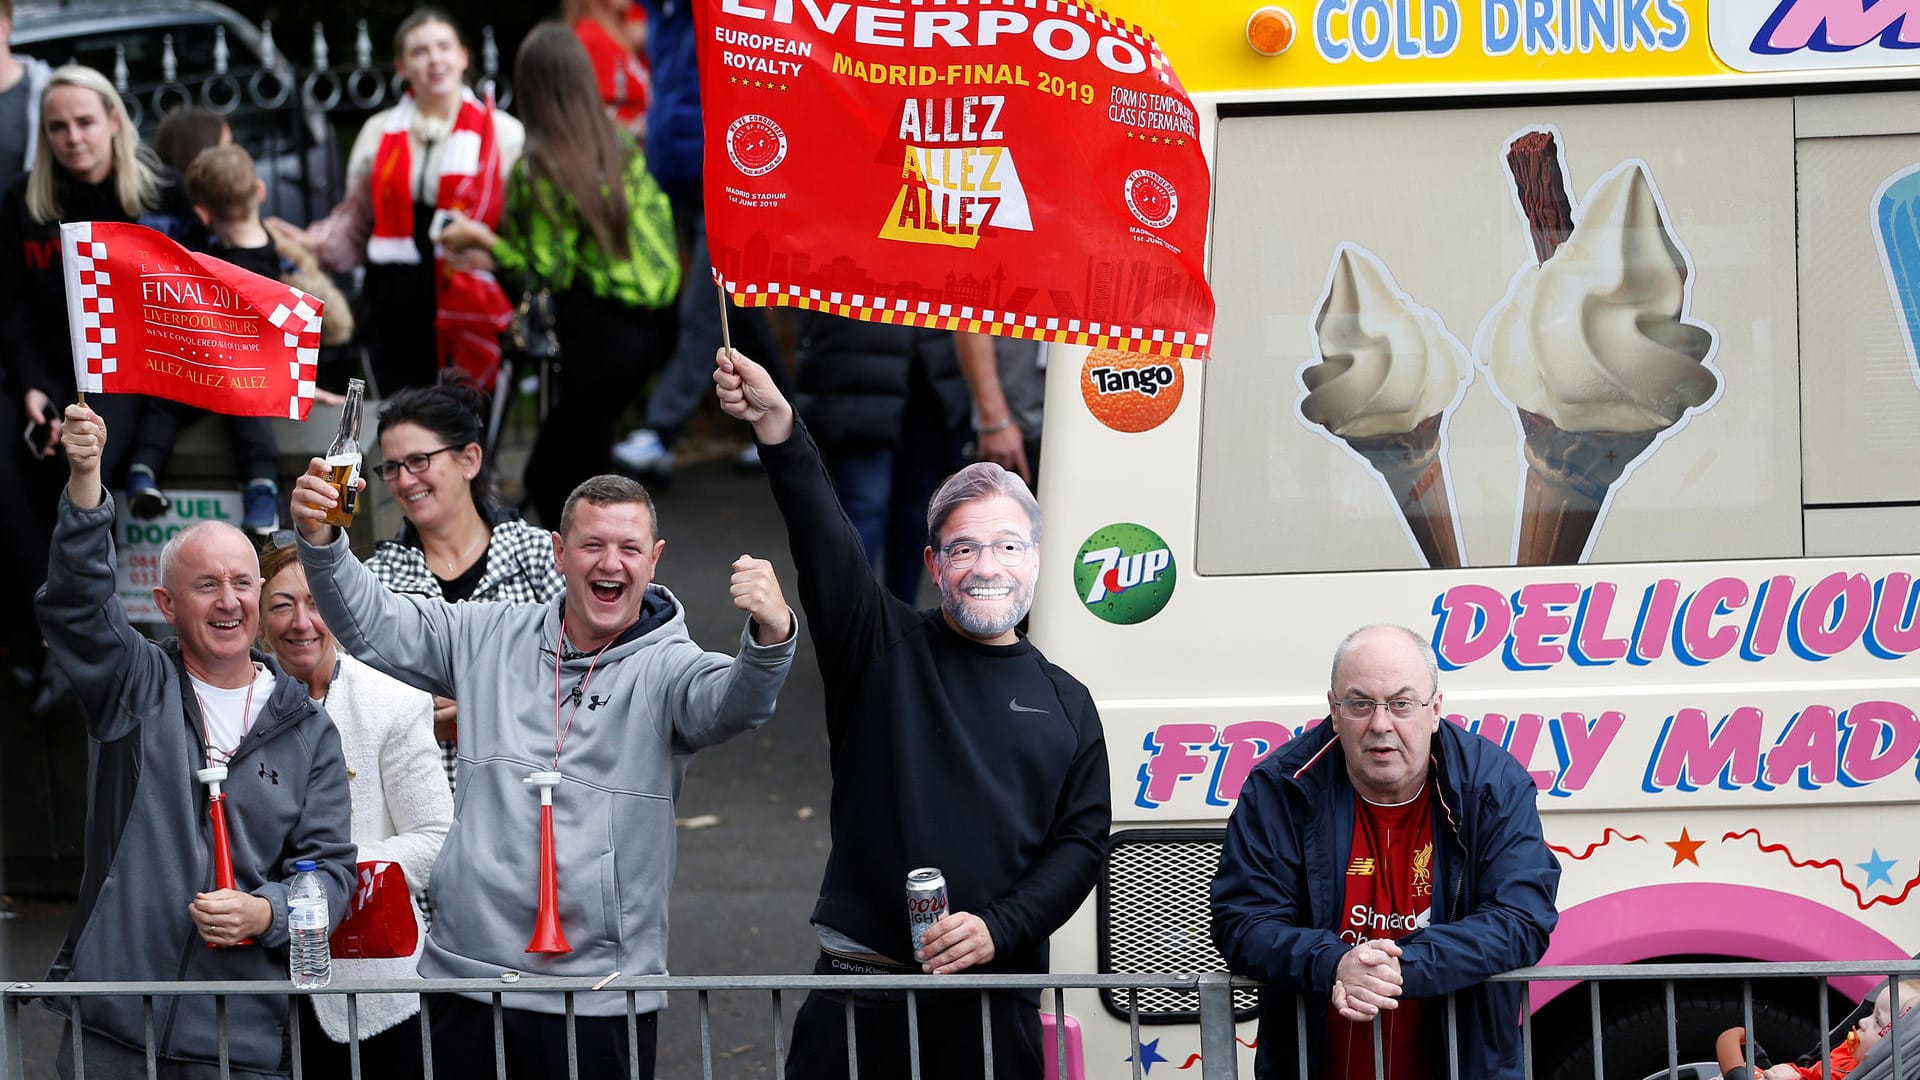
left=1300, top=244, right=1472, bottom=568
left=1480, top=158, right=1720, bottom=565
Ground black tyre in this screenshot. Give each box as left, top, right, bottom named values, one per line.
left=1536, top=982, right=1835, bottom=1080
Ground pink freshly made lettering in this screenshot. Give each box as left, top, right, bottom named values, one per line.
left=1643, top=700, right=1920, bottom=792
left=1131, top=710, right=1624, bottom=809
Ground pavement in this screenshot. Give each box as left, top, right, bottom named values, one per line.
left=0, top=445, right=850, bottom=1078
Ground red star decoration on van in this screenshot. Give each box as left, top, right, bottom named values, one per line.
left=1667, top=828, right=1705, bottom=867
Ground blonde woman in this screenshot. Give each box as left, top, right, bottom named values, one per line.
left=0, top=64, right=205, bottom=669
left=259, top=539, right=451, bottom=1080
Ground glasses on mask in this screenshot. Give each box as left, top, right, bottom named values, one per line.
left=937, top=539, right=1036, bottom=570
left=1334, top=697, right=1434, bottom=722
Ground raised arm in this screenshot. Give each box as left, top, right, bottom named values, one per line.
left=34, top=405, right=166, bottom=741
left=714, top=348, right=904, bottom=688
left=290, top=457, right=464, bottom=698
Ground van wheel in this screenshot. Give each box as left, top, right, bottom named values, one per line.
left=1535, top=984, right=1830, bottom=1080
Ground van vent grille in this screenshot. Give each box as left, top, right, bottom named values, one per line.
left=1099, top=829, right=1260, bottom=1023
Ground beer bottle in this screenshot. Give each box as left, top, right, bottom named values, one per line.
left=321, top=378, right=364, bottom=527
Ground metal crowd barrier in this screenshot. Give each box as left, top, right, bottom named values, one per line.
left=5, top=961, right=1919, bottom=1080
left=0, top=971, right=1233, bottom=1080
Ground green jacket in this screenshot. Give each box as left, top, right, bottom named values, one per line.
left=492, top=138, right=680, bottom=310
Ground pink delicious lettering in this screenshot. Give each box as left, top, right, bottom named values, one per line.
left=1751, top=0, right=1920, bottom=55
left=1431, top=572, right=1920, bottom=673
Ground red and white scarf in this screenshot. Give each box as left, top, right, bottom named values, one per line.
left=368, top=88, right=513, bottom=389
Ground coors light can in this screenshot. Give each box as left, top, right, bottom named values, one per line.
left=906, top=867, right=948, bottom=953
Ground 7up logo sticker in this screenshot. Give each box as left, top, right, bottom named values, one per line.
left=1075, top=523, right=1177, bottom=625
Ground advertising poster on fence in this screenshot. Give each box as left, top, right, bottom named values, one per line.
left=695, top=0, right=1215, bottom=358
left=60, top=221, right=324, bottom=420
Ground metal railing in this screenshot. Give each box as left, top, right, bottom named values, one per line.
left=49, top=17, right=518, bottom=228
left=5, top=961, right=1918, bottom=1080
left=0, top=971, right=1232, bottom=1080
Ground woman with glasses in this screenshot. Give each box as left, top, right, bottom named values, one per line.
left=258, top=538, right=451, bottom=1080
left=364, top=380, right=563, bottom=788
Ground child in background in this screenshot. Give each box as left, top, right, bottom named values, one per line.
left=185, top=145, right=354, bottom=355
left=1717, top=980, right=1920, bottom=1080
left=131, top=144, right=352, bottom=536
left=119, top=110, right=277, bottom=531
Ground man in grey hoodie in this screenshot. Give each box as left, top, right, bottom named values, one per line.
left=38, top=404, right=356, bottom=1079
left=292, top=465, right=797, bottom=1080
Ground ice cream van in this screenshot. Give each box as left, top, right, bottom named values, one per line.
left=1026, top=1, right=1920, bottom=1076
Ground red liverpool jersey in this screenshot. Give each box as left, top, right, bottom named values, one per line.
left=1328, top=786, right=1434, bottom=1080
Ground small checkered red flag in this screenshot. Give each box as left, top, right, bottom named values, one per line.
left=60, top=221, right=323, bottom=420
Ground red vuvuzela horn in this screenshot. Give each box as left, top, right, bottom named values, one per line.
left=197, top=766, right=253, bottom=946
left=524, top=770, right=570, bottom=954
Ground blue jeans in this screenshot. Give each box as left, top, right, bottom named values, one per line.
left=827, top=446, right=925, bottom=604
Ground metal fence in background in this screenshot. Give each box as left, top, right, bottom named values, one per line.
left=6, top=961, right=1920, bottom=1080
left=53, top=16, right=518, bottom=228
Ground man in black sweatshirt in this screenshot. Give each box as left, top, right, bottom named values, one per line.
left=715, top=347, right=1111, bottom=1080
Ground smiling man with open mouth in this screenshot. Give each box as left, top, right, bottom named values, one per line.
left=291, top=461, right=796, bottom=1080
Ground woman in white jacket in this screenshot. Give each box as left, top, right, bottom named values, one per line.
left=260, top=538, right=452, bottom=1079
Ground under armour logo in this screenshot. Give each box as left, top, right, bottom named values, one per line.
left=258, top=762, right=280, bottom=785
left=586, top=695, right=610, bottom=711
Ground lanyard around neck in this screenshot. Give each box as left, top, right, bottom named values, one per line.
left=194, top=667, right=259, bottom=767
left=551, top=617, right=615, bottom=772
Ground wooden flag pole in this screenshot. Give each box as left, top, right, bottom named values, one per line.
left=716, top=281, right=732, bottom=357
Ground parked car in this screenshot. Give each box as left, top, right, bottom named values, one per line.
left=11, top=0, right=342, bottom=225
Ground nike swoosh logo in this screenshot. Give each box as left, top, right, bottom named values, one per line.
left=1008, top=699, right=1048, bottom=714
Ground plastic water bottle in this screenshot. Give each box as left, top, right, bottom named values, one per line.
left=287, top=860, right=332, bottom=989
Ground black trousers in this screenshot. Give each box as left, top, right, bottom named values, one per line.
left=783, top=963, right=1042, bottom=1080
left=522, top=289, right=664, bottom=528
left=129, top=400, right=279, bottom=485
left=296, top=997, right=427, bottom=1080
left=426, top=993, right=655, bottom=1080
left=362, top=255, right=440, bottom=397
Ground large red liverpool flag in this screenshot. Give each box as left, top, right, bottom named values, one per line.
left=696, top=0, right=1214, bottom=359
left=60, top=221, right=324, bottom=420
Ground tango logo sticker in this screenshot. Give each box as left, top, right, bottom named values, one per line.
left=1082, top=348, right=1184, bottom=433
left=1075, top=523, right=1176, bottom=625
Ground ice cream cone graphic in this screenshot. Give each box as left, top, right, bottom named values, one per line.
left=1872, top=163, right=1920, bottom=391
left=1300, top=244, right=1472, bottom=568
left=1480, top=131, right=1720, bottom=565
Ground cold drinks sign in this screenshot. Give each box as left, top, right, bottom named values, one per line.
left=696, top=0, right=1216, bottom=359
